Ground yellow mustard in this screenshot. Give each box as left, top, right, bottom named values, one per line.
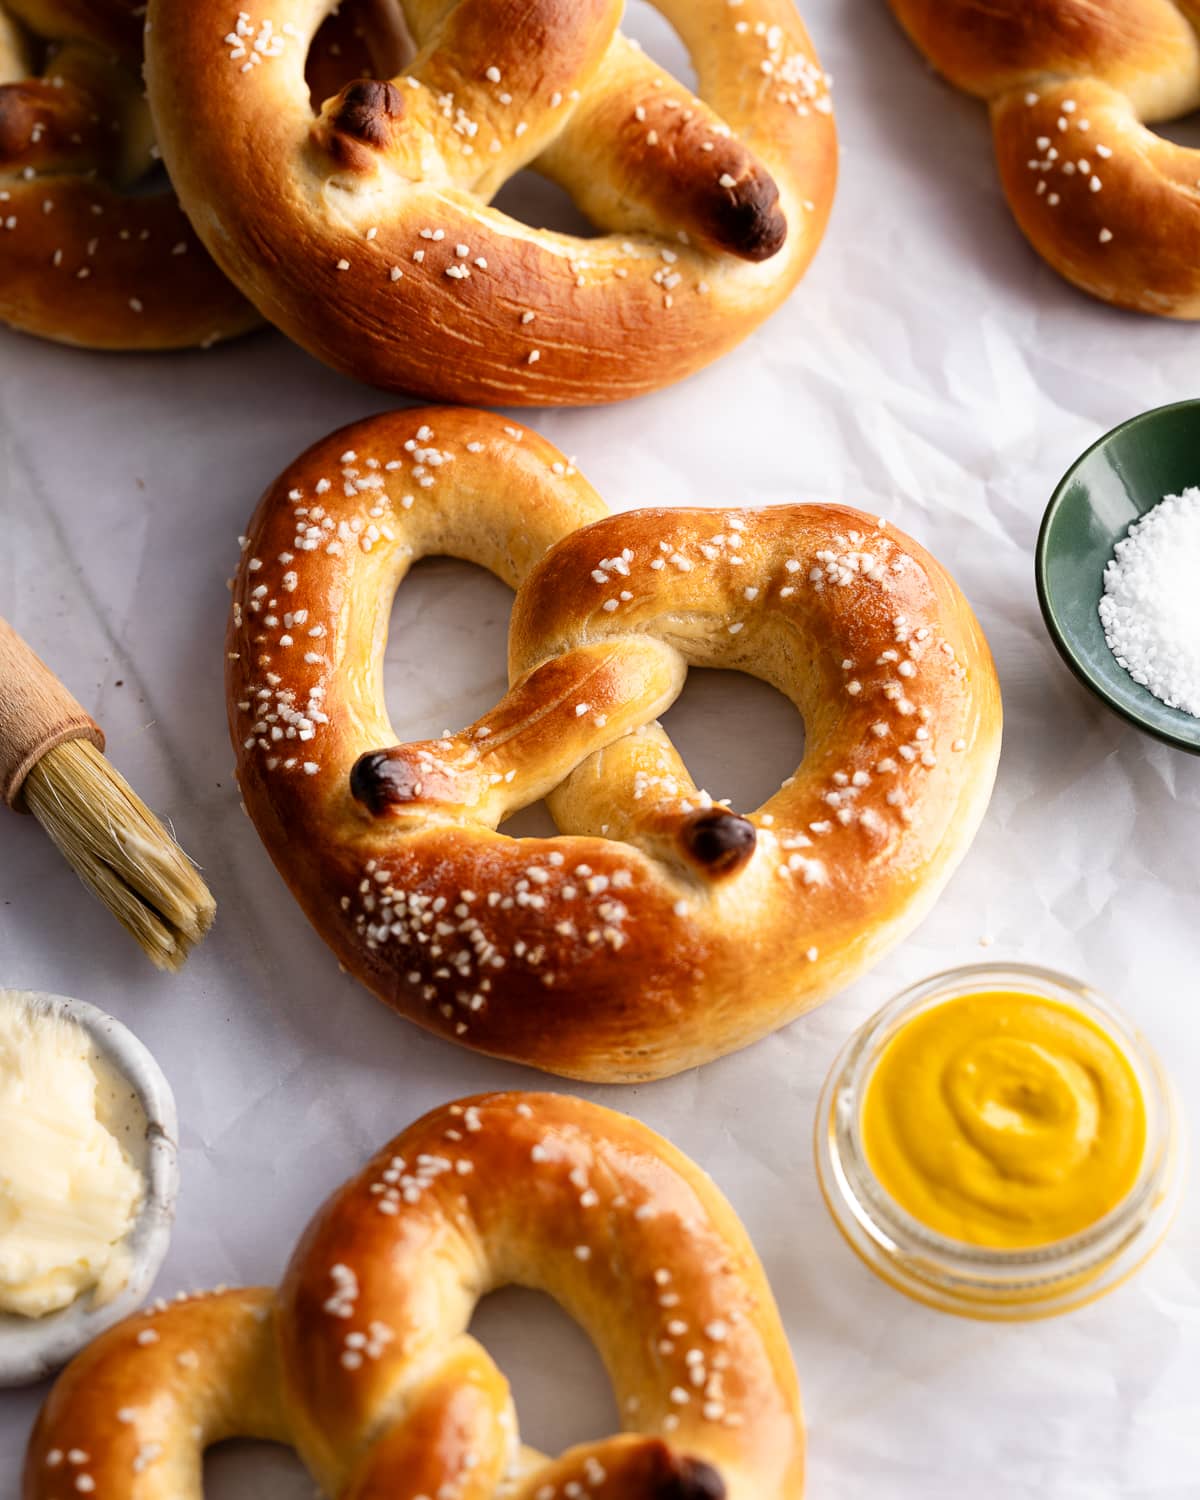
left=860, top=990, right=1147, bottom=1250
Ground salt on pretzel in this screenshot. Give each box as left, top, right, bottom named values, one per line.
left=144, top=0, right=837, bottom=405
left=889, top=0, right=1200, bottom=317
left=225, top=408, right=1001, bottom=1082
left=24, top=1092, right=805, bottom=1499
left=0, top=0, right=399, bottom=348
left=0, top=0, right=252, bottom=347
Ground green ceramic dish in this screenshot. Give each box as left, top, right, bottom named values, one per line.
left=1036, top=399, right=1200, bottom=756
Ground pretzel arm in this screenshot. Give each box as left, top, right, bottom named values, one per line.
left=405, top=0, right=622, bottom=193
left=349, top=639, right=687, bottom=829
left=545, top=719, right=751, bottom=866
left=887, top=0, right=1200, bottom=315
left=993, top=76, right=1200, bottom=317
left=535, top=36, right=786, bottom=261
left=333, top=1340, right=513, bottom=1499
left=0, top=76, right=105, bottom=173
left=313, top=0, right=622, bottom=194
left=0, top=0, right=266, bottom=347
left=22, top=1290, right=286, bottom=1500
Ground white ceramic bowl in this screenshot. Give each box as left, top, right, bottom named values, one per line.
left=0, top=990, right=179, bottom=1387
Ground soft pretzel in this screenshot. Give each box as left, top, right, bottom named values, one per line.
left=0, top=0, right=256, bottom=347
left=23, top=1092, right=805, bottom=1499
left=225, top=408, right=1002, bottom=1081
left=889, top=0, right=1200, bottom=317
left=143, top=0, right=836, bottom=405
left=0, top=0, right=401, bottom=349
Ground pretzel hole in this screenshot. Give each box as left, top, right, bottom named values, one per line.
left=306, top=0, right=413, bottom=113
left=469, top=1286, right=620, bottom=1455
left=491, top=170, right=599, bottom=239
left=6, top=26, right=47, bottom=75
left=382, top=555, right=557, bottom=836
left=110, top=159, right=170, bottom=199
left=659, top=668, right=806, bottom=814
left=1149, top=116, right=1200, bottom=149
left=384, top=556, right=511, bottom=739
left=205, top=1439, right=310, bottom=1496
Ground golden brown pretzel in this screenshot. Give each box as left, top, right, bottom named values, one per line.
left=0, top=0, right=260, bottom=348
left=24, top=1093, right=805, bottom=1499
left=144, top=0, right=837, bottom=405
left=889, top=0, right=1200, bottom=317
left=225, top=408, right=1002, bottom=1081
left=0, top=0, right=402, bottom=349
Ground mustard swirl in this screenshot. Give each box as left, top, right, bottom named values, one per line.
left=860, top=990, right=1146, bottom=1249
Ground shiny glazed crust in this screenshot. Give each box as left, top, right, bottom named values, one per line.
left=0, top=0, right=397, bottom=349
left=225, top=408, right=1002, bottom=1082
left=24, top=1093, right=805, bottom=1499
left=888, top=0, right=1200, bottom=317
left=0, top=0, right=258, bottom=349
left=143, top=0, right=837, bottom=404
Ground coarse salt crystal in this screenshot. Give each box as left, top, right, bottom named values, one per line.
left=1098, top=487, right=1200, bottom=717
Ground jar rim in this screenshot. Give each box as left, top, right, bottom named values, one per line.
left=815, top=963, right=1183, bottom=1319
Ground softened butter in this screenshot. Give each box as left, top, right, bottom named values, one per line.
left=0, top=993, right=145, bottom=1318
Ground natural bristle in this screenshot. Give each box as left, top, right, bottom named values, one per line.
left=21, top=739, right=216, bottom=971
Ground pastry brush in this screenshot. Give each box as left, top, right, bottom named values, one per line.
left=0, top=616, right=215, bottom=970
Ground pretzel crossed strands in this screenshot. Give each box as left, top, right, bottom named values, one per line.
left=145, top=0, right=837, bottom=404
left=24, top=1094, right=805, bottom=1499
left=226, top=408, right=1001, bottom=1081
left=889, top=0, right=1200, bottom=317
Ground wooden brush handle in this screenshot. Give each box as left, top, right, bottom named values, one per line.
left=0, top=616, right=105, bottom=811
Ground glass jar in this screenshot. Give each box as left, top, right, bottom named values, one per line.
left=815, top=963, right=1183, bottom=1320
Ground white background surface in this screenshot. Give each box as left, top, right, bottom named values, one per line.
left=2, top=2, right=1199, bottom=1494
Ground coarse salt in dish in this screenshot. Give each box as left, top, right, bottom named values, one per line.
left=1099, top=488, right=1200, bottom=719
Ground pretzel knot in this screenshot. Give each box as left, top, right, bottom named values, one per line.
left=889, top=0, right=1200, bottom=317
left=144, top=0, right=837, bottom=404
left=23, top=1093, right=805, bottom=1499
left=225, top=408, right=1002, bottom=1082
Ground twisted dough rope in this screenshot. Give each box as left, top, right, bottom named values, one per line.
left=890, top=0, right=1200, bottom=317
left=0, top=0, right=399, bottom=348
left=24, top=1093, right=805, bottom=1500
left=144, top=0, right=837, bottom=404
left=226, top=408, right=1002, bottom=1082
